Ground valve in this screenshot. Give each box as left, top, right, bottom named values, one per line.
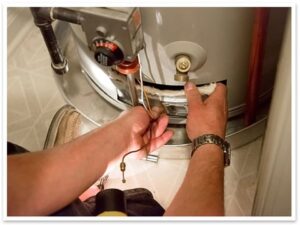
left=93, top=39, right=124, bottom=66
left=174, top=55, right=191, bottom=82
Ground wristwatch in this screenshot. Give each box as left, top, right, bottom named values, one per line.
left=191, top=134, right=231, bottom=166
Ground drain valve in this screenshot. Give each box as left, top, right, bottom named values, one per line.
left=174, top=55, right=191, bottom=82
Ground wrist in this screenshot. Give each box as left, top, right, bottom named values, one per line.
left=109, top=117, right=132, bottom=152
left=192, top=145, right=224, bottom=162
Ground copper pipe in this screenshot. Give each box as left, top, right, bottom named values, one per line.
left=244, top=8, right=270, bottom=126
left=116, top=59, right=140, bottom=106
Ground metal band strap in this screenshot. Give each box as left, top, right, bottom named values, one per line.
left=191, top=134, right=231, bottom=166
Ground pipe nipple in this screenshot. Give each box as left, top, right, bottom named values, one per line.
left=51, top=58, right=69, bottom=75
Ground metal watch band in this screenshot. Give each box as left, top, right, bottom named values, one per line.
left=191, top=134, right=231, bottom=166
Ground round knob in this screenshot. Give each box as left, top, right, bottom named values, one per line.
left=175, top=55, right=191, bottom=73
left=174, top=55, right=191, bottom=82
left=93, top=39, right=124, bottom=66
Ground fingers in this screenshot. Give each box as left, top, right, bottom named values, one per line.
left=141, top=114, right=172, bottom=154
left=207, top=83, right=228, bottom=117
left=148, top=130, right=174, bottom=152
left=184, top=82, right=227, bottom=109
left=134, top=129, right=173, bottom=159
left=150, top=105, right=165, bottom=120
left=124, top=106, right=151, bottom=134
left=133, top=106, right=151, bottom=120
left=142, top=114, right=169, bottom=147
left=184, top=81, right=203, bottom=112
left=151, top=114, right=169, bottom=138
left=207, top=83, right=227, bottom=104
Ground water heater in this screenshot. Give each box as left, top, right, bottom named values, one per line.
left=31, top=7, right=287, bottom=146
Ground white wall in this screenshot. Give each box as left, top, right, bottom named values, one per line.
left=252, top=10, right=291, bottom=216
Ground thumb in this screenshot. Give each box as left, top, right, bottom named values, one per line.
left=184, top=82, right=203, bottom=112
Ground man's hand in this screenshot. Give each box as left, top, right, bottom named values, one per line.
left=184, top=82, right=228, bottom=140
left=164, top=82, right=227, bottom=216
left=116, top=106, right=174, bottom=157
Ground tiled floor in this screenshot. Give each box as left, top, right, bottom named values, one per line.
left=102, top=137, right=263, bottom=215
left=7, top=8, right=65, bottom=151
left=7, top=8, right=264, bottom=216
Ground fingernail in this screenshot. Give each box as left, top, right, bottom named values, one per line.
left=151, top=105, right=163, bottom=114
left=185, top=81, right=194, bottom=91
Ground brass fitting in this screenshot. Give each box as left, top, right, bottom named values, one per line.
left=174, top=55, right=191, bottom=82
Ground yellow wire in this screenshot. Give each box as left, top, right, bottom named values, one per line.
left=143, top=88, right=154, bottom=119
left=136, top=78, right=154, bottom=118
left=120, top=79, right=155, bottom=183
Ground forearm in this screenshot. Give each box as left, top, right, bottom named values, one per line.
left=164, top=145, right=224, bottom=216
left=8, top=118, right=128, bottom=216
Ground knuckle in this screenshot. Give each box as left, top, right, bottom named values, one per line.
left=133, top=106, right=147, bottom=116
left=135, top=105, right=146, bottom=112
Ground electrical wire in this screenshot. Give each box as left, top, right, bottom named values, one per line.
left=120, top=119, right=153, bottom=183
left=120, top=127, right=152, bottom=183
left=138, top=69, right=155, bottom=118
left=120, top=68, right=154, bottom=183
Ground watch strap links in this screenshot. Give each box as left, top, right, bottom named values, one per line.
left=191, top=134, right=231, bottom=166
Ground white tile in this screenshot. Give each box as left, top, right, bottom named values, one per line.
left=8, top=127, right=40, bottom=151
left=7, top=76, right=31, bottom=125
left=234, top=173, right=257, bottom=216
left=242, top=138, right=263, bottom=176
left=226, top=197, right=245, bottom=216
left=230, top=145, right=249, bottom=176
left=224, top=164, right=239, bottom=197
left=7, top=12, right=65, bottom=151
